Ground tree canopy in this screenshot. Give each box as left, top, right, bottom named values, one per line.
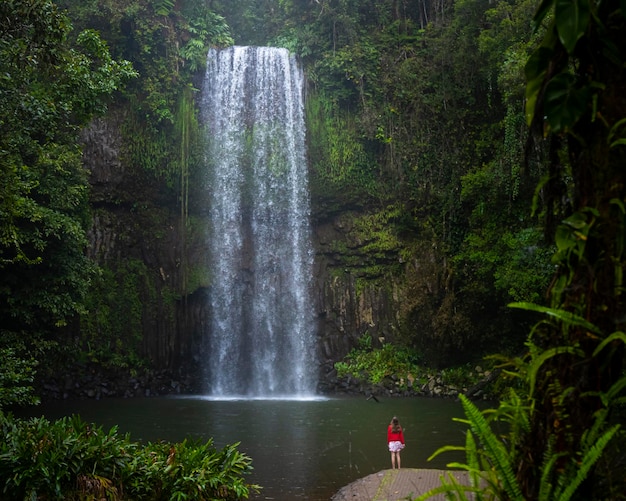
left=0, top=0, right=136, bottom=408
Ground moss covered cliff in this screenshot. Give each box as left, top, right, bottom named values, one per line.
left=29, top=0, right=555, bottom=394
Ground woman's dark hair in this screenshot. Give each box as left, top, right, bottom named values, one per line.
left=391, top=416, right=401, bottom=433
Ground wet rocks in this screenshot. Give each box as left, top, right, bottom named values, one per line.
left=318, top=366, right=495, bottom=400
left=38, top=364, right=199, bottom=401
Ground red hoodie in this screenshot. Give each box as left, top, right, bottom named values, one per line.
left=387, top=425, right=405, bottom=444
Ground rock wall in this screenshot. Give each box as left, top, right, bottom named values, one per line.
left=78, top=112, right=450, bottom=391
left=311, top=209, right=446, bottom=384
left=80, top=114, right=197, bottom=376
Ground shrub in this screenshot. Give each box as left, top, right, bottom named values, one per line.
left=0, top=413, right=259, bottom=500
left=335, top=334, right=424, bottom=387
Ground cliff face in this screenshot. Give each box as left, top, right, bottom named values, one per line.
left=80, top=114, right=192, bottom=375
left=311, top=209, right=448, bottom=380
left=79, top=112, right=448, bottom=386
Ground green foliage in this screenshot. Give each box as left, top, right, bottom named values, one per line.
left=335, top=334, right=423, bottom=387
left=422, top=1, right=626, bottom=497
left=78, top=258, right=155, bottom=370
left=439, top=364, right=478, bottom=390
left=0, top=413, right=259, bottom=500
left=0, top=0, right=134, bottom=274
left=420, top=393, right=621, bottom=501
left=524, top=0, right=606, bottom=133
left=0, top=324, right=61, bottom=413
left=59, top=0, right=231, bottom=183
left=307, top=92, right=377, bottom=204
left=0, top=341, right=39, bottom=410
left=0, top=0, right=137, bottom=402
left=420, top=339, right=625, bottom=501
left=152, top=0, right=175, bottom=17
left=455, top=224, right=554, bottom=306
left=179, top=10, right=233, bottom=72
left=298, top=0, right=554, bottom=366
left=352, top=206, right=403, bottom=257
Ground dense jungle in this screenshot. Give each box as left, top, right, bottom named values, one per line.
left=1, top=0, right=625, bottom=499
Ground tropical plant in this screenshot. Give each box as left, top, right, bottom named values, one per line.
left=419, top=342, right=624, bottom=500
left=0, top=343, right=39, bottom=410
left=335, top=334, right=425, bottom=387
left=0, top=412, right=260, bottom=500
left=417, top=0, right=626, bottom=498
left=0, top=0, right=137, bottom=407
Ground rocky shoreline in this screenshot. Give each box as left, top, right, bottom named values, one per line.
left=37, top=363, right=199, bottom=401
left=318, top=368, right=496, bottom=400
left=37, top=362, right=496, bottom=401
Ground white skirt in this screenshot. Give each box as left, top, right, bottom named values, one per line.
left=388, top=440, right=405, bottom=452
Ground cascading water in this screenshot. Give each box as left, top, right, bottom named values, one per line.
left=201, top=46, right=317, bottom=398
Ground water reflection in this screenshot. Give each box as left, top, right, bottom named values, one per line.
left=19, top=395, right=469, bottom=500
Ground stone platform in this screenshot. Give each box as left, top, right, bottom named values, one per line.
left=331, top=468, right=479, bottom=500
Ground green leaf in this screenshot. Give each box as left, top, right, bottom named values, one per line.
left=533, top=0, right=556, bottom=30
left=543, top=73, right=590, bottom=132
left=563, top=210, right=593, bottom=230
left=525, top=76, right=544, bottom=126
left=538, top=452, right=564, bottom=500
left=526, top=346, right=584, bottom=397
left=525, top=47, right=554, bottom=125
left=427, top=445, right=466, bottom=462
left=608, top=117, right=626, bottom=148
left=556, top=425, right=620, bottom=500
left=555, top=223, right=578, bottom=253
left=555, top=0, right=590, bottom=54
left=458, top=395, right=524, bottom=500
left=593, top=331, right=626, bottom=356
left=508, top=302, right=602, bottom=334
left=525, top=46, right=555, bottom=82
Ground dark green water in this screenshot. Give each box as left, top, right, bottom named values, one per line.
left=21, top=395, right=470, bottom=500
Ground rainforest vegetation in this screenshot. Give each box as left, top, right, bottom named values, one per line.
left=1, top=0, right=553, bottom=405
left=1, top=0, right=625, bottom=499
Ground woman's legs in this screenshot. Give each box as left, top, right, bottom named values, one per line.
left=390, top=451, right=402, bottom=469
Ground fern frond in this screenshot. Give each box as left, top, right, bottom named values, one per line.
left=509, top=302, right=603, bottom=334
left=592, top=331, right=626, bottom=356
left=605, top=375, right=626, bottom=402
left=537, top=450, right=563, bottom=500
left=465, top=430, right=480, bottom=473
left=153, top=0, right=175, bottom=16
left=427, top=445, right=466, bottom=462
left=459, top=395, right=524, bottom=500
left=491, top=389, right=531, bottom=454
left=580, top=408, right=608, bottom=449
left=554, top=424, right=620, bottom=501
left=413, top=472, right=487, bottom=501
left=526, top=346, right=584, bottom=397
left=453, top=417, right=472, bottom=426
left=465, top=433, right=496, bottom=495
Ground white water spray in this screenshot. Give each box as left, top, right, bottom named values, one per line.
left=201, top=46, right=316, bottom=398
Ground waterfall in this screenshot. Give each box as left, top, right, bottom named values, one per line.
left=200, top=46, right=317, bottom=398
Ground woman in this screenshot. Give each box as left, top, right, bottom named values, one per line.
left=387, top=416, right=405, bottom=469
